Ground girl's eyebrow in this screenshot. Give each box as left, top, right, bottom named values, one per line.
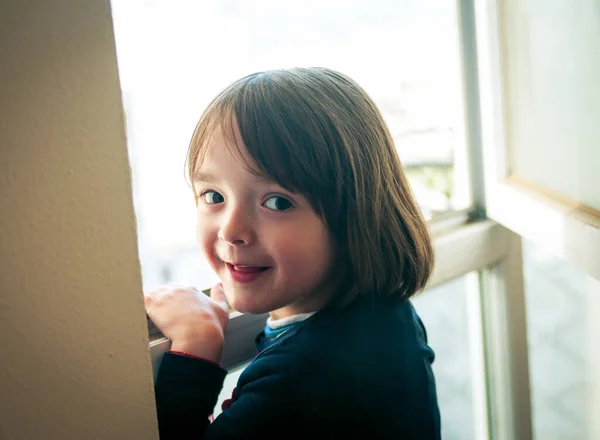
left=192, top=171, right=219, bottom=183
left=193, top=170, right=274, bottom=186
left=193, top=169, right=296, bottom=194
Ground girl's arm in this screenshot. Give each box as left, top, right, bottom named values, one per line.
left=145, top=283, right=230, bottom=438
left=156, top=346, right=342, bottom=439
left=155, top=352, right=227, bottom=439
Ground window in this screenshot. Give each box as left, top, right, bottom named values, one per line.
left=475, top=0, right=600, bottom=281
left=522, top=240, right=600, bottom=440
left=413, top=274, right=483, bottom=440
left=472, top=0, right=600, bottom=437
left=500, top=0, right=600, bottom=211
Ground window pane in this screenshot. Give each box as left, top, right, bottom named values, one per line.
left=501, top=0, right=600, bottom=210
left=111, top=0, right=470, bottom=290
left=413, top=275, right=479, bottom=440
left=523, top=240, right=600, bottom=440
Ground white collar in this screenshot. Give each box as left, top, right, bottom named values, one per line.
left=266, top=311, right=317, bottom=330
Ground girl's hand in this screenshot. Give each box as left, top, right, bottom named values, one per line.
left=144, top=283, right=230, bottom=363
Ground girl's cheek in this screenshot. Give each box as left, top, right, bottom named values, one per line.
left=195, top=221, right=204, bottom=247
left=195, top=216, right=214, bottom=247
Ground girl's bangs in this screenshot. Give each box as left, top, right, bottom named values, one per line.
left=232, top=81, right=334, bottom=198
left=187, top=99, right=264, bottom=185
left=190, top=76, right=331, bottom=200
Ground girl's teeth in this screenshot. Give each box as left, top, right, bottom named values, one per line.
left=234, top=265, right=265, bottom=273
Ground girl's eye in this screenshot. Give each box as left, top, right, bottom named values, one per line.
left=264, top=196, right=293, bottom=211
left=202, top=190, right=224, bottom=204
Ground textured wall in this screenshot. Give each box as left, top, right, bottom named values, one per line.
left=0, top=1, right=158, bottom=439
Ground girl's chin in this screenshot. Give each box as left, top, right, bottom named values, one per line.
left=229, top=303, right=271, bottom=315
left=223, top=292, right=271, bottom=315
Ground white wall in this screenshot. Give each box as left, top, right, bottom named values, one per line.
left=0, top=1, right=158, bottom=439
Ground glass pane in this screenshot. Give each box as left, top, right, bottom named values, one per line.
left=523, top=240, right=600, bottom=440
left=110, top=0, right=470, bottom=290
left=413, top=275, right=478, bottom=440
left=501, top=0, right=600, bottom=210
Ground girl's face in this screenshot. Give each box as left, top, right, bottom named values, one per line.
left=193, top=127, right=338, bottom=320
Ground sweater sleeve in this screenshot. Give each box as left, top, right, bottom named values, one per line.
left=155, top=352, right=227, bottom=439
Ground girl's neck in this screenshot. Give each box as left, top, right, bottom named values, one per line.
left=266, top=311, right=317, bottom=330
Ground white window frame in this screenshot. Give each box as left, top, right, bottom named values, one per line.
left=473, top=0, right=600, bottom=282
left=470, top=0, right=600, bottom=439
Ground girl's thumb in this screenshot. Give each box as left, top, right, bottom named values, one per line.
left=210, top=283, right=229, bottom=309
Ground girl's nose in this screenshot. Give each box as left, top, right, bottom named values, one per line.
left=217, top=206, right=254, bottom=246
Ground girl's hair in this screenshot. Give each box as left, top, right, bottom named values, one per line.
left=187, top=67, right=434, bottom=303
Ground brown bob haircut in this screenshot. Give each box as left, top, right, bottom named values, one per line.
left=187, top=67, right=434, bottom=304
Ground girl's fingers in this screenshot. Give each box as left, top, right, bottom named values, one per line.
left=208, top=283, right=229, bottom=330
left=210, top=283, right=229, bottom=311
left=143, top=291, right=154, bottom=311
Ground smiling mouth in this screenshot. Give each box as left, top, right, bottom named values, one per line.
left=227, top=263, right=270, bottom=273
left=226, top=263, right=272, bottom=283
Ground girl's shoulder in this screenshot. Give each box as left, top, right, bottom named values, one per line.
left=303, top=294, right=421, bottom=342
left=231, top=295, right=439, bottom=437
left=250, top=295, right=430, bottom=371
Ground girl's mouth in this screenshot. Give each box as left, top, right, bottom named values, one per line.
left=226, top=263, right=271, bottom=283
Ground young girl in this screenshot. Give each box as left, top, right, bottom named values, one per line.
left=144, top=67, right=440, bottom=439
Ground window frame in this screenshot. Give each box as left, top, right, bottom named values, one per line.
left=468, top=0, right=600, bottom=438
left=473, top=0, right=600, bottom=282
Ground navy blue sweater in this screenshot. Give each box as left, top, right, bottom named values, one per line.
left=155, top=294, right=441, bottom=438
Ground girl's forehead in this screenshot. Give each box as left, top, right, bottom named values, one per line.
left=195, top=127, right=265, bottom=179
